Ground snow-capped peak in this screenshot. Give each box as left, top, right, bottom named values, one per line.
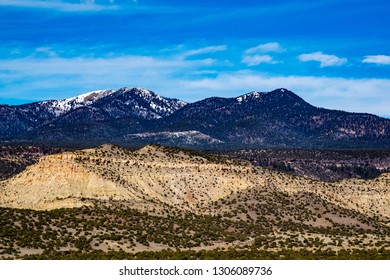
left=38, top=87, right=188, bottom=119
left=44, top=89, right=115, bottom=117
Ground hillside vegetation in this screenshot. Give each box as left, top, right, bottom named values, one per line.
left=0, top=144, right=388, bottom=259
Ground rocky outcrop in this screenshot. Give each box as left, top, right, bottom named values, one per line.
left=0, top=151, right=139, bottom=210
left=0, top=144, right=389, bottom=220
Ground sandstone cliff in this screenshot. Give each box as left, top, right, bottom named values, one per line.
left=0, top=144, right=388, bottom=221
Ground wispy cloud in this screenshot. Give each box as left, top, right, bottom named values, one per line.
left=241, top=55, right=278, bottom=66
left=0, top=0, right=119, bottom=12
left=35, top=47, right=57, bottom=57
left=298, top=52, right=347, bottom=67
left=244, top=42, right=285, bottom=54
left=0, top=54, right=215, bottom=100
left=180, top=45, right=227, bottom=59
left=362, top=55, right=390, bottom=65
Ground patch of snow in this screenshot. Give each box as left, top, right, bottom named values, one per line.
left=131, top=88, right=187, bottom=117
left=236, top=91, right=262, bottom=103
left=125, top=130, right=224, bottom=144
left=45, top=89, right=115, bottom=117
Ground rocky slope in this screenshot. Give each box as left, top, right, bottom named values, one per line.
left=0, top=145, right=251, bottom=211
left=0, top=145, right=388, bottom=224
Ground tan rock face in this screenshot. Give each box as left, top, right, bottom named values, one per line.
left=0, top=144, right=389, bottom=220
left=268, top=171, right=390, bottom=218
left=0, top=149, right=139, bottom=210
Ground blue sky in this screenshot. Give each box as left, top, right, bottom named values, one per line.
left=0, top=0, right=389, bottom=117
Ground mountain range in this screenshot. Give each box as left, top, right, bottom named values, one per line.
left=1, top=87, right=389, bottom=149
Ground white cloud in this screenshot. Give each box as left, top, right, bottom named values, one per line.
left=35, top=47, right=57, bottom=57
left=241, top=55, right=278, bottom=66
left=180, top=45, right=227, bottom=59
left=362, top=55, right=390, bottom=65
left=298, top=52, right=347, bottom=67
left=244, top=42, right=285, bottom=54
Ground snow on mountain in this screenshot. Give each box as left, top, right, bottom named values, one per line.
left=236, top=91, right=262, bottom=103
left=95, top=87, right=189, bottom=120
left=235, top=88, right=300, bottom=105
left=131, top=87, right=188, bottom=117
left=36, top=87, right=187, bottom=120
left=43, top=89, right=115, bottom=117
left=125, top=130, right=224, bottom=145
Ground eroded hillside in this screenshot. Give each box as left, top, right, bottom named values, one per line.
left=0, top=144, right=389, bottom=219
left=0, top=144, right=389, bottom=259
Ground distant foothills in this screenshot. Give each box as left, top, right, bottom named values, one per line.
left=0, top=87, right=389, bottom=149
